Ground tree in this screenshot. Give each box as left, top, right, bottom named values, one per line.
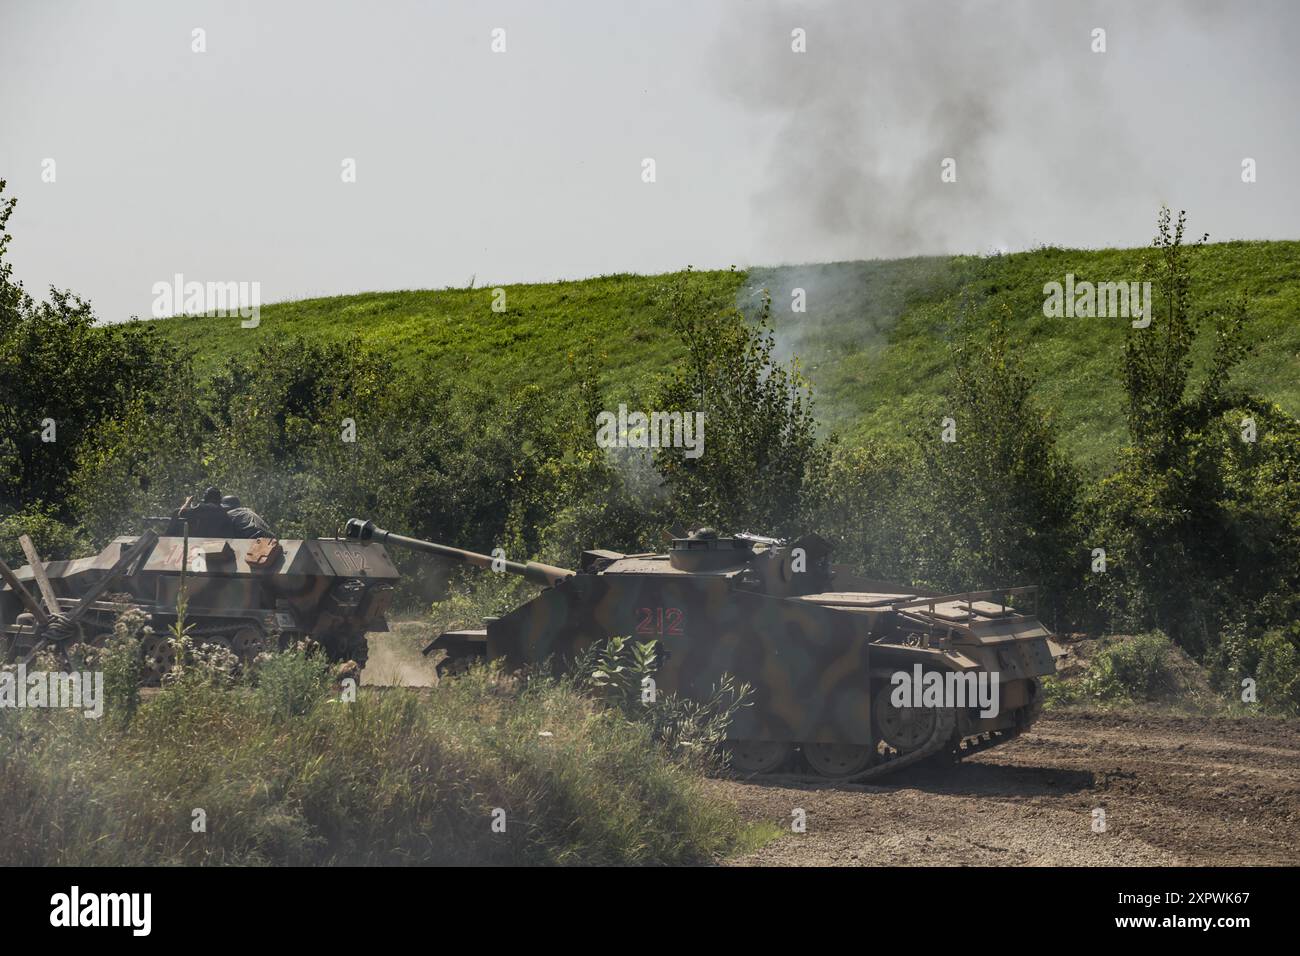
left=651, top=270, right=825, bottom=536
left=912, top=319, right=1082, bottom=624
left=1087, top=209, right=1300, bottom=651
left=0, top=179, right=173, bottom=517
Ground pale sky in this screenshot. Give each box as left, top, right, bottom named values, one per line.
left=2, top=0, right=1296, bottom=322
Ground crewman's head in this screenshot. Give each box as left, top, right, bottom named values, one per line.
left=221, top=495, right=241, bottom=509
left=202, top=486, right=222, bottom=505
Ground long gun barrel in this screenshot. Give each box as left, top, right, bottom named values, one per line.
left=344, top=519, right=574, bottom=588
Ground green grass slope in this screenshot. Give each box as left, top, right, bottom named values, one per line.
left=153, top=241, right=1300, bottom=475
left=158, top=269, right=741, bottom=402
left=750, top=241, right=1300, bottom=474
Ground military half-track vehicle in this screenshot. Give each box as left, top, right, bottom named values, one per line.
left=0, top=530, right=398, bottom=683
left=345, top=519, right=1057, bottom=782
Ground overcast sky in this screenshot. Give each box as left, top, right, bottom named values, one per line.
left=2, top=0, right=1296, bottom=323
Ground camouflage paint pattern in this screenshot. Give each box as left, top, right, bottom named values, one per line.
left=347, top=521, right=1057, bottom=758
left=1, top=534, right=398, bottom=669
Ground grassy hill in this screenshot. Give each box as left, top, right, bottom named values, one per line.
left=154, top=240, right=1300, bottom=475
left=158, top=269, right=736, bottom=403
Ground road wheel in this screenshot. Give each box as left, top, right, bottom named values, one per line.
left=141, top=635, right=177, bottom=685
left=874, top=690, right=939, bottom=752
left=803, top=742, right=875, bottom=777
left=727, top=740, right=794, bottom=774
left=230, top=626, right=266, bottom=663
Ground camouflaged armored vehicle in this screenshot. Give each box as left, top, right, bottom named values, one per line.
left=0, top=530, right=398, bottom=683
left=345, top=519, right=1057, bottom=782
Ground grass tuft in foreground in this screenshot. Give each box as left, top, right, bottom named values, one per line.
left=0, top=647, right=751, bottom=865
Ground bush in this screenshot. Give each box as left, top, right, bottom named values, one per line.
left=99, top=606, right=148, bottom=725
left=1080, top=632, right=1179, bottom=702
left=1254, top=631, right=1300, bottom=717
left=569, top=635, right=753, bottom=772
left=251, top=642, right=334, bottom=718
left=1212, top=625, right=1300, bottom=717
left=0, top=504, right=89, bottom=567
left=1037, top=675, right=1076, bottom=710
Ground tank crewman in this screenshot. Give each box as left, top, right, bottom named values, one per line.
left=164, top=486, right=237, bottom=537
left=220, top=495, right=276, bottom=540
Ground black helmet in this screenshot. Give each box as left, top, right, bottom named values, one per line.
left=202, top=486, right=222, bottom=505
left=221, top=495, right=241, bottom=509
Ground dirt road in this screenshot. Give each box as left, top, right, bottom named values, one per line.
left=716, top=711, right=1300, bottom=866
